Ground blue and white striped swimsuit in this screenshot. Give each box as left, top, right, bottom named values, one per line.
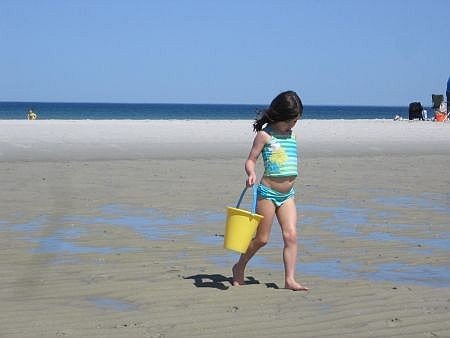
left=261, top=126, right=298, bottom=178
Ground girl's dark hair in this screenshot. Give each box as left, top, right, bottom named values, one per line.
left=253, top=90, right=303, bottom=131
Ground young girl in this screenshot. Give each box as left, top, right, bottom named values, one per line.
left=232, top=90, right=308, bottom=291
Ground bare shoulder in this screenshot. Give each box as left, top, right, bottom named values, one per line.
left=254, top=130, right=271, bottom=145
left=247, top=130, right=271, bottom=159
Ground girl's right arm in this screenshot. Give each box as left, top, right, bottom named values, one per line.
left=245, top=131, right=269, bottom=187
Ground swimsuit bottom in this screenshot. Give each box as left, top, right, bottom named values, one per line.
left=257, top=184, right=295, bottom=207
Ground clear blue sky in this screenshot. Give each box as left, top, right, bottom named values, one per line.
left=1, top=0, right=449, bottom=106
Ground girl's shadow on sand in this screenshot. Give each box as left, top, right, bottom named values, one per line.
left=184, top=274, right=279, bottom=291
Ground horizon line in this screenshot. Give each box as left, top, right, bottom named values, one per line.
left=0, top=100, right=411, bottom=108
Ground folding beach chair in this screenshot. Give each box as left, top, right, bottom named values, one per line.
left=432, top=94, right=444, bottom=110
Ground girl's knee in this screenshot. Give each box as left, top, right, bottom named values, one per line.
left=282, top=229, right=297, bottom=245
left=254, top=235, right=269, bottom=248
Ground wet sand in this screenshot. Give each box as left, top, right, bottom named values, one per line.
left=0, top=120, right=449, bottom=337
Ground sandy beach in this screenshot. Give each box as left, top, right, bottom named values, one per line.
left=0, top=119, right=449, bottom=337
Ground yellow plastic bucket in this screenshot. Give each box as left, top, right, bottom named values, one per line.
left=224, top=186, right=263, bottom=253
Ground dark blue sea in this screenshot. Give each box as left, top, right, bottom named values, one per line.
left=0, top=101, right=410, bottom=120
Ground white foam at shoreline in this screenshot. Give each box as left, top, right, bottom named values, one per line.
left=0, top=120, right=449, bottom=161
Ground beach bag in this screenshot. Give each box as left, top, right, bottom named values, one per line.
left=409, top=102, right=423, bottom=120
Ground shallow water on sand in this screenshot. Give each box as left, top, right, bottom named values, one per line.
left=2, top=192, right=449, bottom=288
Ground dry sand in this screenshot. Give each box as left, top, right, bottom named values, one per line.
left=0, top=120, right=449, bottom=337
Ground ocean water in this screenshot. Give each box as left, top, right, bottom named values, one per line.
left=0, top=101, right=410, bottom=120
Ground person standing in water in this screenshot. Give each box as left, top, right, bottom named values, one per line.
left=27, top=108, right=37, bottom=120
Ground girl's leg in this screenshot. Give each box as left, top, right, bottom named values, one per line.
left=232, top=198, right=276, bottom=286
left=276, top=198, right=308, bottom=291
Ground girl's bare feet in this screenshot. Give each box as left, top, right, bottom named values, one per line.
left=285, top=280, right=309, bottom=291
left=232, top=264, right=245, bottom=286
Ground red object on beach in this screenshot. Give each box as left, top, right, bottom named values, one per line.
left=435, top=112, right=447, bottom=122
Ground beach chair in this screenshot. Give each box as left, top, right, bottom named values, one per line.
left=432, top=94, right=444, bottom=110
left=432, top=94, right=448, bottom=122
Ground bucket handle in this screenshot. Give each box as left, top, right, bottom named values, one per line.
left=236, top=185, right=258, bottom=214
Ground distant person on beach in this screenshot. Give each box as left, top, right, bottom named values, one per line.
left=27, top=108, right=37, bottom=120
left=232, top=90, right=308, bottom=291
left=422, top=109, right=428, bottom=120
left=447, top=76, right=450, bottom=114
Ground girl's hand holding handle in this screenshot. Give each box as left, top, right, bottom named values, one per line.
left=246, top=173, right=257, bottom=187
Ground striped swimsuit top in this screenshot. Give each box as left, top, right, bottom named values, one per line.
left=261, top=126, right=298, bottom=177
